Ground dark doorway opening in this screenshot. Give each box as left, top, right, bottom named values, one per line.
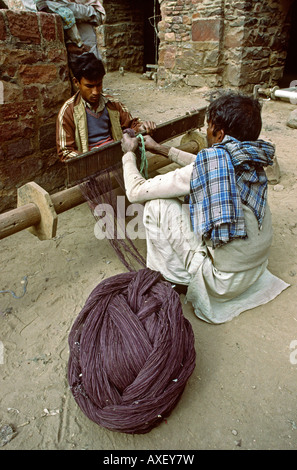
left=143, top=0, right=161, bottom=70
left=280, top=0, right=297, bottom=87
left=102, top=0, right=161, bottom=73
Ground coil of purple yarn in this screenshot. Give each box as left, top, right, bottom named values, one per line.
left=68, top=268, right=196, bottom=434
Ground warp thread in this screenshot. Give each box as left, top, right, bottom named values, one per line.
left=80, top=128, right=149, bottom=271
left=80, top=162, right=146, bottom=272
left=68, top=268, right=196, bottom=434
left=0, top=276, right=28, bottom=299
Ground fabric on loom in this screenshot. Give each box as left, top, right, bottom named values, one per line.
left=67, top=268, right=196, bottom=434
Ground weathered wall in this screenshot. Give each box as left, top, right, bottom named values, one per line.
left=0, top=0, right=295, bottom=213
left=223, top=0, right=293, bottom=91
left=0, top=9, right=72, bottom=212
left=157, top=0, right=294, bottom=91
left=157, top=0, right=223, bottom=87
left=98, top=0, right=144, bottom=72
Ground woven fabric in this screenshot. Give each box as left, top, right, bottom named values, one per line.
left=68, top=268, right=196, bottom=434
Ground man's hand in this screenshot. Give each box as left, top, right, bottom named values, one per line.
left=121, top=133, right=139, bottom=154
left=138, top=121, right=156, bottom=134
left=142, top=135, right=159, bottom=153
left=143, top=135, right=170, bottom=157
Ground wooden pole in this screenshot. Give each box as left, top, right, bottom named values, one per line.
left=0, top=140, right=201, bottom=241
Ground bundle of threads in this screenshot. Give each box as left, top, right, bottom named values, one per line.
left=67, top=268, right=196, bottom=434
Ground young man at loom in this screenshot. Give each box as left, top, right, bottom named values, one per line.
left=56, top=52, right=155, bottom=161
left=120, top=91, right=289, bottom=324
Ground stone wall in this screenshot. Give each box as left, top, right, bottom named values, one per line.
left=158, top=0, right=224, bottom=87
left=0, top=0, right=295, bottom=212
left=0, top=8, right=71, bottom=212
left=223, top=0, right=293, bottom=91
left=98, top=0, right=144, bottom=72
left=157, top=0, right=294, bottom=91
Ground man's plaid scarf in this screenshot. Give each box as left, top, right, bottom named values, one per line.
left=189, top=136, right=275, bottom=248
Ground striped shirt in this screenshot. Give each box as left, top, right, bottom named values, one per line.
left=56, top=91, right=141, bottom=161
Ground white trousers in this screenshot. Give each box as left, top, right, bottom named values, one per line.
left=143, top=198, right=206, bottom=284
left=143, top=198, right=289, bottom=323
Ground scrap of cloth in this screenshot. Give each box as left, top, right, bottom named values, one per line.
left=189, top=135, right=275, bottom=248
left=74, top=0, right=106, bottom=18
left=67, top=268, right=196, bottom=434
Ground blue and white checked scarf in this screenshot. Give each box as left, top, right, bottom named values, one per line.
left=189, top=136, right=275, bottom=248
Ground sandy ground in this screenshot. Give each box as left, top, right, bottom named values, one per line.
left=0, top=72, right=297, bottom=451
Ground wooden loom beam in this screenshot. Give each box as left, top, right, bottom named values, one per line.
left=0, top=107, right=207, bottom=241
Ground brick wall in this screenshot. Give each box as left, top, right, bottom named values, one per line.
left=157, top=0, right=294, bottom=90
left=223, top=0, right=293, bottom=90
left=0, top=0, right=294, bottom=211
left=0, top=9, right=71, bottom=212
left=98, top=0, right=144, bottom=72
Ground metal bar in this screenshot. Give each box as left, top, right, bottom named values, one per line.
left=65, top=107, right=206, bottom=185
left=273, top=89, right=297, bottom=102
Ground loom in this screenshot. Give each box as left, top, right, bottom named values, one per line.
left=0, top=107, right=206, bottom=241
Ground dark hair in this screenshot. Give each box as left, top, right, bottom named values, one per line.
left=71, top=52, right=106, bottom=82
left=206, top=91, right=262, bottom=141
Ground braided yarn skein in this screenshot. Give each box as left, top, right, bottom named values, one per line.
left=68, top=268, right=196, bottom=434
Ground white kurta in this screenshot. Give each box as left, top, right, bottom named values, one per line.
left=122, top=148, right=289, bottom=324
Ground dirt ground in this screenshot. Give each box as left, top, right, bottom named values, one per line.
left=0, top=72, right=297, bottom=451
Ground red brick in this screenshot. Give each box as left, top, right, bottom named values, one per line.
left=39, top=123, right=56, bottom=151
left=0, top=11, right=6, bottom=41
left=47, top=48, right=68, bottom=63
left=1, top=101, right=37, bottom=121
left=6, top=11, right=40, bottom=44
left=164, top=47, right=176, bottom=69
left=40, top=82, right=70, bottom=109
left=19, top=64, right=57, bottom=85
left=40, top=12, right=56, bottom=41
left=0, top=122, right=20, bottom=141
left=3, top=48, right=44, bottom=66
left=1, top=154, right=43, bottom=187
left=2, top=66, right=18, bottom=80
left=5, top=138, right=32, bottom=160
left=0, top=119, right=35, bottom=142
left=23, top=86, right=40, bottom=100
left=192, top=18, right=221, bottom=42
left=55, top=15, right=65, bottom=43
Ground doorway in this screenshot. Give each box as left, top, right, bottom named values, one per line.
left=143, top=0, right=161, bottom=69
left=280, top=0, right=297, bottom=87
left=101, top=0, right=161, bottom=73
